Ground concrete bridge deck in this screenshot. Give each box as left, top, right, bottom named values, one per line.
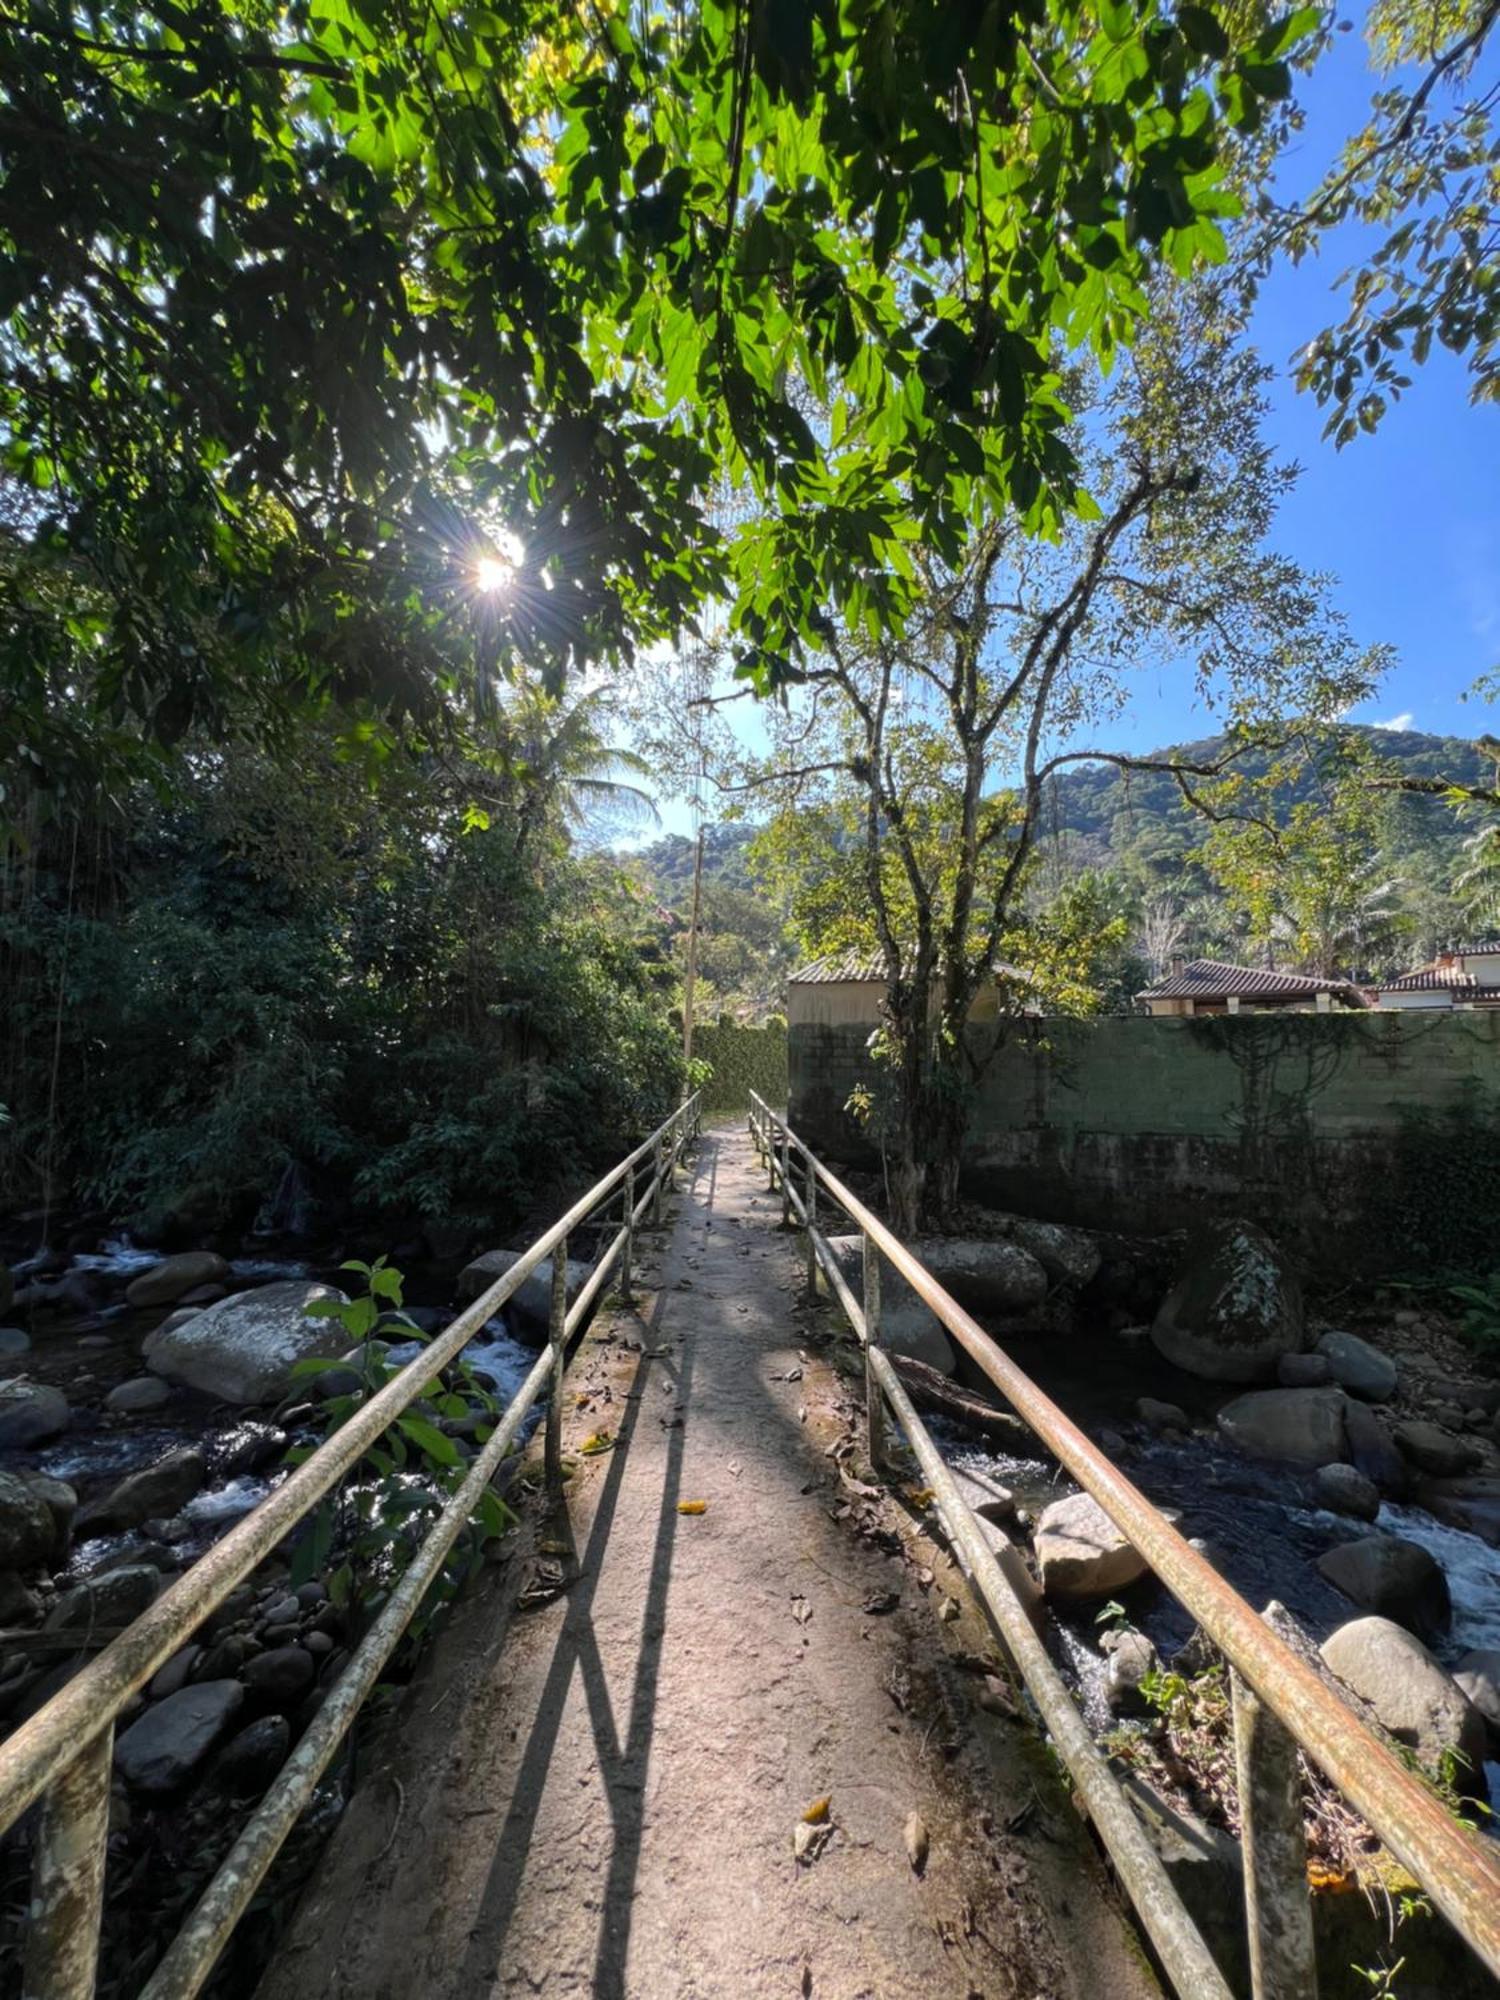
left=258, top=1127, right=1158, bottom=2000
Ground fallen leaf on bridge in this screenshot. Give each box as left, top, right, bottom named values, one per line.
left=904, top=1812, right=930, bottom=1875
left=677, top=1499, right=707, bottom=1515
left=579, top=1431, right=614, bottom=1456
left=793, top=1819, right=833, bottom=1865
left=801, top=1795, right=831, bottom=1824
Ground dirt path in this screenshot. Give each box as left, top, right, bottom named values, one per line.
left=258, top=1127, right=1159, bottom=2000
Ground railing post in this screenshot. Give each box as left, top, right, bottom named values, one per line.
left=863, top=1233, right=890, bottom=1473
left=621, top=1164, right=634, bottom=1300
left=780, top=1130, right=791, bottom=1226
left=652, top=1133, right=665, bottom=1226
left=545, top=1236, right=567, bottom=1494
left=22, top=1725, right=113, bottom=2000
left=766, top=1112, right=776, bottom=1187
left=804, top=1154, right=818, bottom=1302
left=1232, top=1669, right=1317, bottom=2000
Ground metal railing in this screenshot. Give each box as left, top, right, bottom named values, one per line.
left=0, top=1093, right=701, bottom=2000
left=748, top=1092, right=1500, bottom=2000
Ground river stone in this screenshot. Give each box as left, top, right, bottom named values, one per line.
left=1314, top=1462, right=1381, bottom=1522
left=1151, top=1219, right=1304, bottom=1383
left=242, top=1644, right=316, bottom=1706
left=143, top=1280, right=346, bottom=1404
left=1393, top=1420, right=1483, bottom=1478
left=1341, top=1399, right=1410, bottom=1498
left=455, top=1250, right=592, bottom=1339
left=1320, top=1617, right=1488, bottom=1792
left=77, top=1448, right=207, bottom=1536
left=0, top=1327, right=29, bottom=1363
left=1215, top=1387, right=1348, bottom=1468
left=901, top=1237, right=1049, bottom=1317
left=19, top=1472, right=77, bottom=1561
left=115, top=1680, right=244, bottom=1794
left=106, top=1375, right=173, bottom=1413
left=46, top=1563, right=161, bottom=1634
left=1277, top=1351, right=1331, bottom=1388
left=1102, top=1628, right=1160, bottom=1716
left=215, top=1714, right=292, bottom=1797
left=1315, top=1329, right=1398, bottom=1403
left=1033, top=1491, right=1150, bottom=1599
left=989, top=1214, right=1101, bottom=1289
left=149, top=1644, right=202, bottom=1702
left=1135, top=1397, right=1190, bottom=1433
left=0, top=1470, right=61, bottom=1573
left=0, top=1378, right=70, bottom=1449
left=815, top=1236, right=955, bottom=1375
left=1316, top=1534, right=1451, bottom=1640
left=1454, top=1650, right=1500, bottom=1749
left=125, top=1251, right=230, bottom=1309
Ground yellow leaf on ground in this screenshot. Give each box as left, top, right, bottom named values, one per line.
left=801, top=1796, right=831, bottom=1824
left=677, top=1499, right=708, bottom=1515
left=579, top=1430, right=614, bottom=1456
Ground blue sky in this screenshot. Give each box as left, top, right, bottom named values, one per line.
left=643, top=23, right=1498, bottom=841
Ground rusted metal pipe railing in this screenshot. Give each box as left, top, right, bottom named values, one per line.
left=2, top=1093, right=700, bottom=1999
left=748, top=1091, right=1500, bottom=1994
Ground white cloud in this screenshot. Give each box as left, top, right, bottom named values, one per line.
left=1373, top=711, right=1415, bottom=731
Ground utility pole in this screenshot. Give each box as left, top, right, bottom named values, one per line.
left=682, top=820, right=705, bottom=1071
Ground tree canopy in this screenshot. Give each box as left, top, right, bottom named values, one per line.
left=2, top=0, right=1316, bottom=794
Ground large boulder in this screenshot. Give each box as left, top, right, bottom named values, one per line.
left=1341, top=1400, right=1410, bottom=1499
left=818, top=1234, right=1048, bottom=1378
left=77, top=1449, right=206, bottom=1536
left=1315, top=1329, right=1398, bottom=1403
left=456, top=1250, right=592, bottom=1339
left=0, top=1378, right=70, bottom=1449
left=46, top=1563, right=161, bottom=1634
left=1151, top=1220, right=1305, bottom=1383
left=1315, top=1535, right=1451, bottom=1641
left=143, top=1281, right=347, bottom=1404
left=1215, top=1387, right=1349, bottom=1468
left=1392, top=1421, right=1483, bottom=1478
left=0, top=1470, right=62, bottom=1573
left=124, top=1251, right=230, bottom=1309
left=989, top=1216, right=1101, bottom=1289
left=115, top=1681, right=244, bottom=1794
left=1320, top=1617, right=1488, bottom=1793
left=1033, top=1490, right=1151, bottom=1600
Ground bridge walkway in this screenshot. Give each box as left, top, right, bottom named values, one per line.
left=258, top=1126, right=1157, bottom=2000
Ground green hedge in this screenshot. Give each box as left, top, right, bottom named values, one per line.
left=692, top=1020, right=788, bottom=1114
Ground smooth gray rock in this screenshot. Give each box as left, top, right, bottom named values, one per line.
left=1320, top=1617, right=1488, bottom=1793
left=1103, top=1627, right=1160, bottom=1716
left=242, top=1644, right=316, bottom=1707
left=0, top=1378, right=70, bottom=1449
left=143, top=1281, right=346, bottom=1404
left=0, top=1327, right=30, bottom=1362
left=1215, top=1387, right=1349, bottom=1468
left=124, top=1251, right=230, bottom=1309
left=1316, top=1329, right=1398, bottom=1403
left=1342, top=1399, right=1410, bottom=1498
left=455, top=1250, right=591, bottom=1338
left=77, top=1449, right=206, bottom=1535
left=0, top=1470, right=60, bottom=1573
left=149, top=1644, right=202, bottom=1702
left=989, top=1214, right=1102, bottom=1288
left=106, top=1375, right=173, bottom=1413
left=46, top=1563, right=161, bottom=1634
left=1277, top=1352, right=1332, bottom=1388
left=115, top=1681, right=244, bottom=1793
left=1136, top=1397, right=1190, bottom=1433
left=1316, top=1534, right=1450, bottom=1640
left=215, top=1714, right=291, bottom=1796
left=1454, top=1649, right=1500, bottom=1749
left=1152, top=1220, right=1305, bottom=1383
left=1314, top=1462, right=1381, bottom=1522
left=1393, top=1421, right=1483, bottom=1478
left=1034, top=1491, right=1150, bottom=1600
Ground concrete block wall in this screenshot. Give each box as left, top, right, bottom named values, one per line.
left=789, top=1011, right=1500, bottom=1271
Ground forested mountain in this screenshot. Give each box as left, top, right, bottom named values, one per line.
left=630, top=727, right=1492, bottom=1010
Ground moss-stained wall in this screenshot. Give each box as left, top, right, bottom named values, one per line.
left=789, top=1011, right=1500, bottom=1271
left=694, top=1020, right=788, bottom=1114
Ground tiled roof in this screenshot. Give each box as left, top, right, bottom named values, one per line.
left=1375, top=965, right=1479, bottom=992
left=1138, top=958, right=1371, bottom=1006
left=1449, top=939, right=1500, bottom=957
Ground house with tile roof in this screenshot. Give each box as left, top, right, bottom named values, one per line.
left=1370, top=940, right=1500, bottom=1010
left=1135, top=957, right=1372, bottom=1018
left=786, top=950, right=1039, bottom=1029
